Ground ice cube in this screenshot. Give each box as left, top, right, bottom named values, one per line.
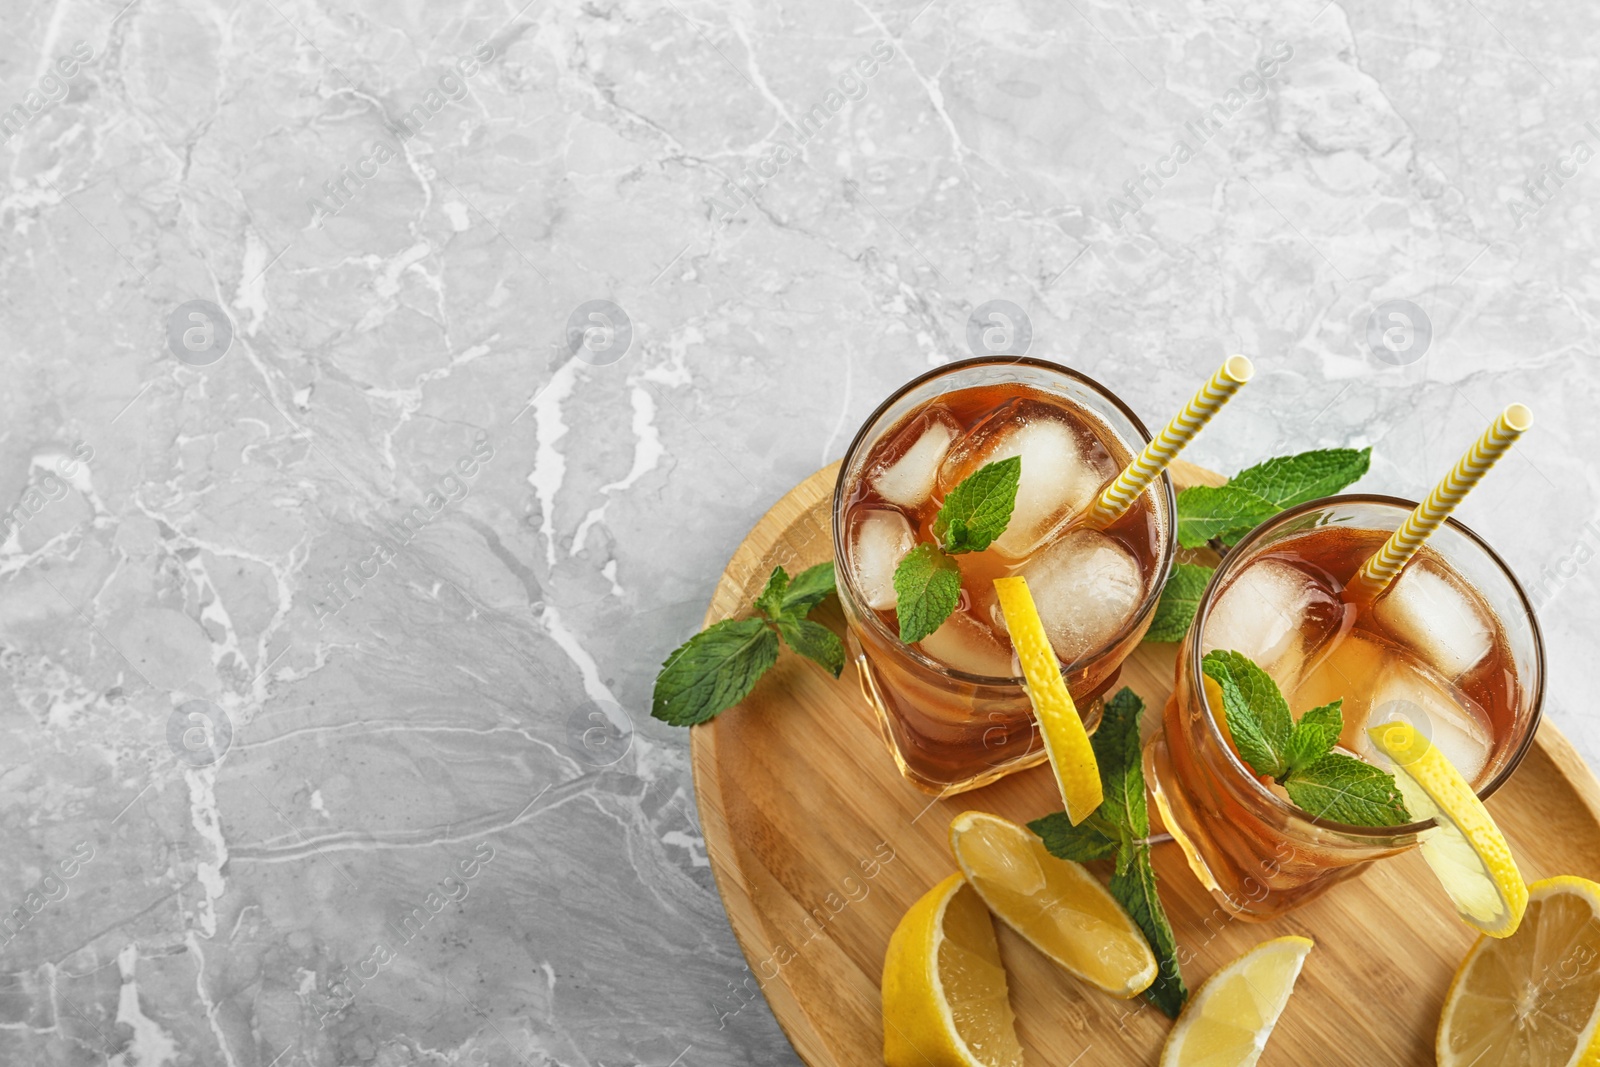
left=872, top=408, right=959, bottom=509
left=1291, top=633, right=1387, bottom=729
left=1014, top=529, right=1144, bottom=665
left=1362, top=651, right=1495, bottom=784
left=1372, top=561, right=1494, bottom=680
left=938, top=400, right=1118, bottom=559
left=1294, top=634, right=1495, bottom=784
left=919, top=610, right=1016, bottom=678
left=849, top=508, right=915, bottom=611
left=1203, top=560, right=1346, bottom=690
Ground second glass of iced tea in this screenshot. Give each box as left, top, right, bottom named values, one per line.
left=832, top=357, right=1176, bottom=794
left=1145, top=496, right=1545, bottom=919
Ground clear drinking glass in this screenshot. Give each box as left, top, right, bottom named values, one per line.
left=832, top=357, right=1177, bottom=794
left=1144, top=496, right=1545, bottom=920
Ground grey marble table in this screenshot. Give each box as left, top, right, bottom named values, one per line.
left=0, top=0, right=1595, bottom=1064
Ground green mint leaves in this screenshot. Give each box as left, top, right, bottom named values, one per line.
left=1176, top=447, right=1371, bottom=550
left=891, top=458, right=1021, bottom=644
left=1229, top=447, right=1375, bottom=513
left=1201, top=650, right=1296, bottom=776
left=651, top=619, right=779, bottom=728
left=931, top=455, right=1020, bottom=553
left=1281, top=700, right=1343, bottom=771
left=1174, top=486, right=1280, bottom=549
left=1283, top=755, right=1415, bottom=827
left=776, top=562, right=838, bottom=617
left=1030, top=689, right=1188, bottom=1019
left=1147, top=448, right=1372, bottom=644
left=1200, top=650, right=1410, bottom=827
left=1144, top=562, right=1213, bottom=643
left=652, top=562, right=842, bottom=726
left=892, top=544, right=963, bottom=645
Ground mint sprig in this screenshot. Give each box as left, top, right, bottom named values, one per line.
left=777, top=562, right=837, bottom=616
left=1144, top=562, right=1213, bottom=643
left=1176, top=447, right=1371, bottom=550
left=891, top=458, right=1021, bottom=644
left=1175, top=485, right=1280, bottom=549
left=1147, top=447, right=1372, bottom=643
left=652, top=563, right=842, bottom=726
left=1200, top=650, right=1410, bottom=826
left=932, top=454, right=1020, bottom=553
left=1030, top=688, right=1188, bottom=1019
left=892, top=544, right=962, bottom=644
left=1202, top=650, right=1295, bottom=776
left=1230, top=447, right=1374, bottom=512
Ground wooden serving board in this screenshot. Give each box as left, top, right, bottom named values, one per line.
left=690, top=460, right=1600, bottom=1067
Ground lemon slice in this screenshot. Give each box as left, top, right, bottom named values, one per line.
left=949, top=810, right=1156, bottom=997
left=992, top=576, right=1102, bottom=823
left=1160, top=935, right=1314, bottom=1067
left=1438, top=875, right=1600, bottom=1067
left=882, top=872, right=1024, bottom=1067
left=1367, top=721, right=1528, bottom=938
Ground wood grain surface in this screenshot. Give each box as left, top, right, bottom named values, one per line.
left=689, top=460, right=1600, bottom=1066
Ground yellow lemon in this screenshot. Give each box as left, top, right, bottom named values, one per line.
left=1437, top=875, right=1600, bottom=1067
left=1160, top=935, right=1314, bottom=1067
left=992, top=575, right=1102, bottom=824
left=1368, top=720, right=1528, bottom=937
left=882, top=872, right=1023, bottom=1067
left=949, top=810, right=1156, bottom=997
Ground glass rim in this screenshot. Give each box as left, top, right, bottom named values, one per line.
left=831, top=354, right=1178, bottom=686
left=1187, top=492, right=1548, bottom=839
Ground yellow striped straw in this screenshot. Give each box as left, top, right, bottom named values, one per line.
left=1351, top=404, right=1534, bottom=597
left=1093, top=355, right=1255, bottom=524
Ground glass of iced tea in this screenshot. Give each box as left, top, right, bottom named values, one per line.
left=1145, top=496, right=1545, bottom=920
left=832, top=357, right=1176, bottom=794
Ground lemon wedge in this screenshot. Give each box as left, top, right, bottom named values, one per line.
left=882, top=872, right=1024, bottom=1067
left=992, top=575, right=1102, bottom=823
left=1438, top=875, right=1600, bottom=1066
left=1160, top=935, right=1314, bottom=1067
left=1368, top=721, right=1528, bottom=937
left=949, top=810, right=1156, bottom=997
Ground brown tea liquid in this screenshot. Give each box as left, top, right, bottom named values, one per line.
left=839, top=382, right=1168, bottom=790
left=843, top=382, right=1165, bottom=672
left=1205, top=526, right=1519, bottom=785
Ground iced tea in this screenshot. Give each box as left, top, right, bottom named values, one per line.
left=1146, top=496, right=1544, bottom=919
left=833, top=358, right=1175, bottom=793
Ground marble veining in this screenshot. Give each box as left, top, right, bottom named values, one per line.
left=0, top=0, right=1596, bottom=1063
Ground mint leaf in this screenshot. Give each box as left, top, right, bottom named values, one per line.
left=1283, top=700, right=1343, bottom=773
left=650, top=562, right=841, bottom=728
left=1110, top=845, right=1187, bottom=1019
left=1175, top=448, right=1372, bottom=547
left=651, top=618, right=781, bottom=726
left=779, top=561, right=836, bottom=617
left=1284, top=751, right=1411, bottom=826
left=1175, top=484, right=1280, bottom=548
left=753, top=566, right=790, bottom=621
left=1201, top=650, right=1293, bottom=779
left=1102, top=690, right=1187, bottom=1018
left=1096, top=688, right=1148, bottom=838
left=1032, top=688, right=1187, bottom=1018
left=893, top=543, right=962, bottom=644
left=1197, top=651, right=1409, bottom=826
left=1144, top=563, right=1214, bottom=643
left=933, top=456, right=1021, bottom=554
left=775, top=617, right=844, bottom=678
left=889, top=458, right=1017, bottom=647
left=1230, top=447, right=1372, bottom=510
left=1028, top=812, right=1118, bottom=862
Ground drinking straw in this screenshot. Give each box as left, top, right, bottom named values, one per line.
left=1349, top=404, right=1534, bottom=599
left=1092, top=355, right=1255, bottom=524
